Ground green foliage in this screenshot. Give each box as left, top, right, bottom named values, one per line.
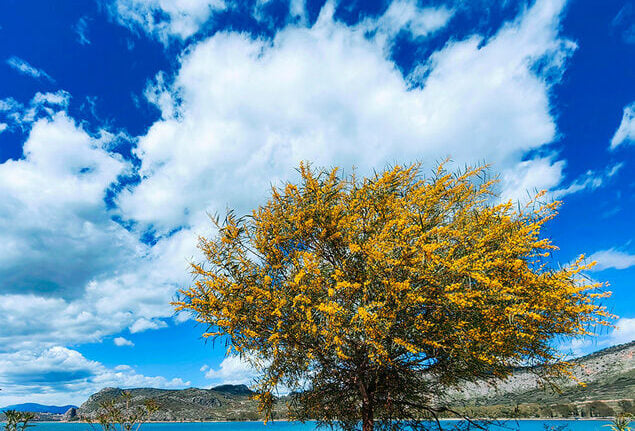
left=605, top=414, right=633, bottom=431
left=2, top=410, right=34, bottom=431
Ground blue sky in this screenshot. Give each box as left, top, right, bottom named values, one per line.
left=0, top=0, right=634, bottom=406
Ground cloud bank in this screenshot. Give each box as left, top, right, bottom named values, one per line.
left=118, top=0, right=574, bottom=234
left=0, top=347, right=188, bottom=405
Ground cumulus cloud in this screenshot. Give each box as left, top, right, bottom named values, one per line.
left=0, top=346, right=189, bottom=405
left=500, top=156, right=565, bottom=202
left=118, top=0, right=574, bottom=235
left=130, top=318, right=168, bottom=333
left=610, top=101, right=635, bottom=149
left=0, top=107, right=192, bottom=353
left=6, top=56, right=54, bottom=82
left=0, top=112, right=135, bottom=298
left=114, top=337, right=135, bottom=347
left=609, top=318, right=635, bottom=345
left=202, top=355, right=259, bottom=386
left=587, top=248, right=635, bottom=271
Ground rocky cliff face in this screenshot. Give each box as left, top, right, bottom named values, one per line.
left=452, top=341, right=634, bottom=401
left=446, top=341, right=635, bottom=417
left=63, top=407, right=78, bottom=421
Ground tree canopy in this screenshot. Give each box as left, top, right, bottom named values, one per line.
left=175, top=162, right=611, bottom=431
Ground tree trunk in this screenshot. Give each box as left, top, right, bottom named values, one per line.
left=358, top=370, right=374, bottom=431
left=361, top=401, right=374, bottom=431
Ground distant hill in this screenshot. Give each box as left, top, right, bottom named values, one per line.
left=0, top=403, right=77, bottom=414
left=75, top=342, right=633, bottom=421
left=77, top=384, right=277, bottom=422
left=445, top=340, right=635, bottom=418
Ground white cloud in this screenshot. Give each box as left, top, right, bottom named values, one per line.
left=22, top=91, right=72, bottom=124
left=500, top=156, right=565, bottom=202
left=0, top=97, right=24, bottom=126
left=114, top=337, right=135, bottom=347
left=0, top=112, right=134, bottom=299
left=111, top=0, right=226, bottom=42
left=587, top=248, right=635, bottom=271
left=611, top=5, right=635, bottom=45
left=551, top=162, right=624, bottom=199
left=289, top=0, right=306, bottom=23
left=31, top=91, right=70, bottom=107
left=0, top=98, right=21, bottom=113
left=364, top=0, right=453, bottom=39
left=74, top=17, right=91, bottom=45
left=0, top=109, right=188, bottom=352
left=111, top=0, right=454, bottom=43
left=6, top=56, right=54, bottom=82
left=0, top=123, right=7, bottom=133
left=130, top=317, right=168, bottom=333
left=0, top=91, right=71, bottom=128
left=203, top=355, right=259, bottom=386
left=118, top=0, right=574, bottom=235
left=610, top=101, right=635, bottom=149
left=558, top=317, right=635, bottom=358
left=561, top=337, right=594, bottom=358
left=609, top=318, right=635, bottom=345
left=0, top=346, right=189, bottom=406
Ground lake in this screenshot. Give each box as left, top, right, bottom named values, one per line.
left=25, top=421, right=613, bottom=431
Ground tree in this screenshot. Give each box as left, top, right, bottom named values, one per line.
left=175, top=162, right=611, bottom=431
left=85, top=391, right=159, bottom=431
left=605, top=413, right=632, bottom=431
left=3, top=410, right=34, bottom=431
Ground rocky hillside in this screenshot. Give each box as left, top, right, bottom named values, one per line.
left=77, top=385, right=282, bottom=421
left=75, top=341, right=634, bottom=421
left=447, top=341, right=634, bottom=418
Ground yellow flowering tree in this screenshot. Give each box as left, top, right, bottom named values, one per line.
left=175, top=162, right=610, bottom=431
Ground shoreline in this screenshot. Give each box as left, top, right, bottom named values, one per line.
left=30, top=418, right=616, bottom=424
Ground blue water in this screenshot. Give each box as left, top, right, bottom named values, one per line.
left=24, top=421, right=612, bottom=431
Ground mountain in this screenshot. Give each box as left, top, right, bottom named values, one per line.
left=0, top=403, right=77, bottom=414
left=445, top=340, right=635, bottom=418
left=77, top=384, right=280, bottom=422
left=76, top=342, right=633, bottom=421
